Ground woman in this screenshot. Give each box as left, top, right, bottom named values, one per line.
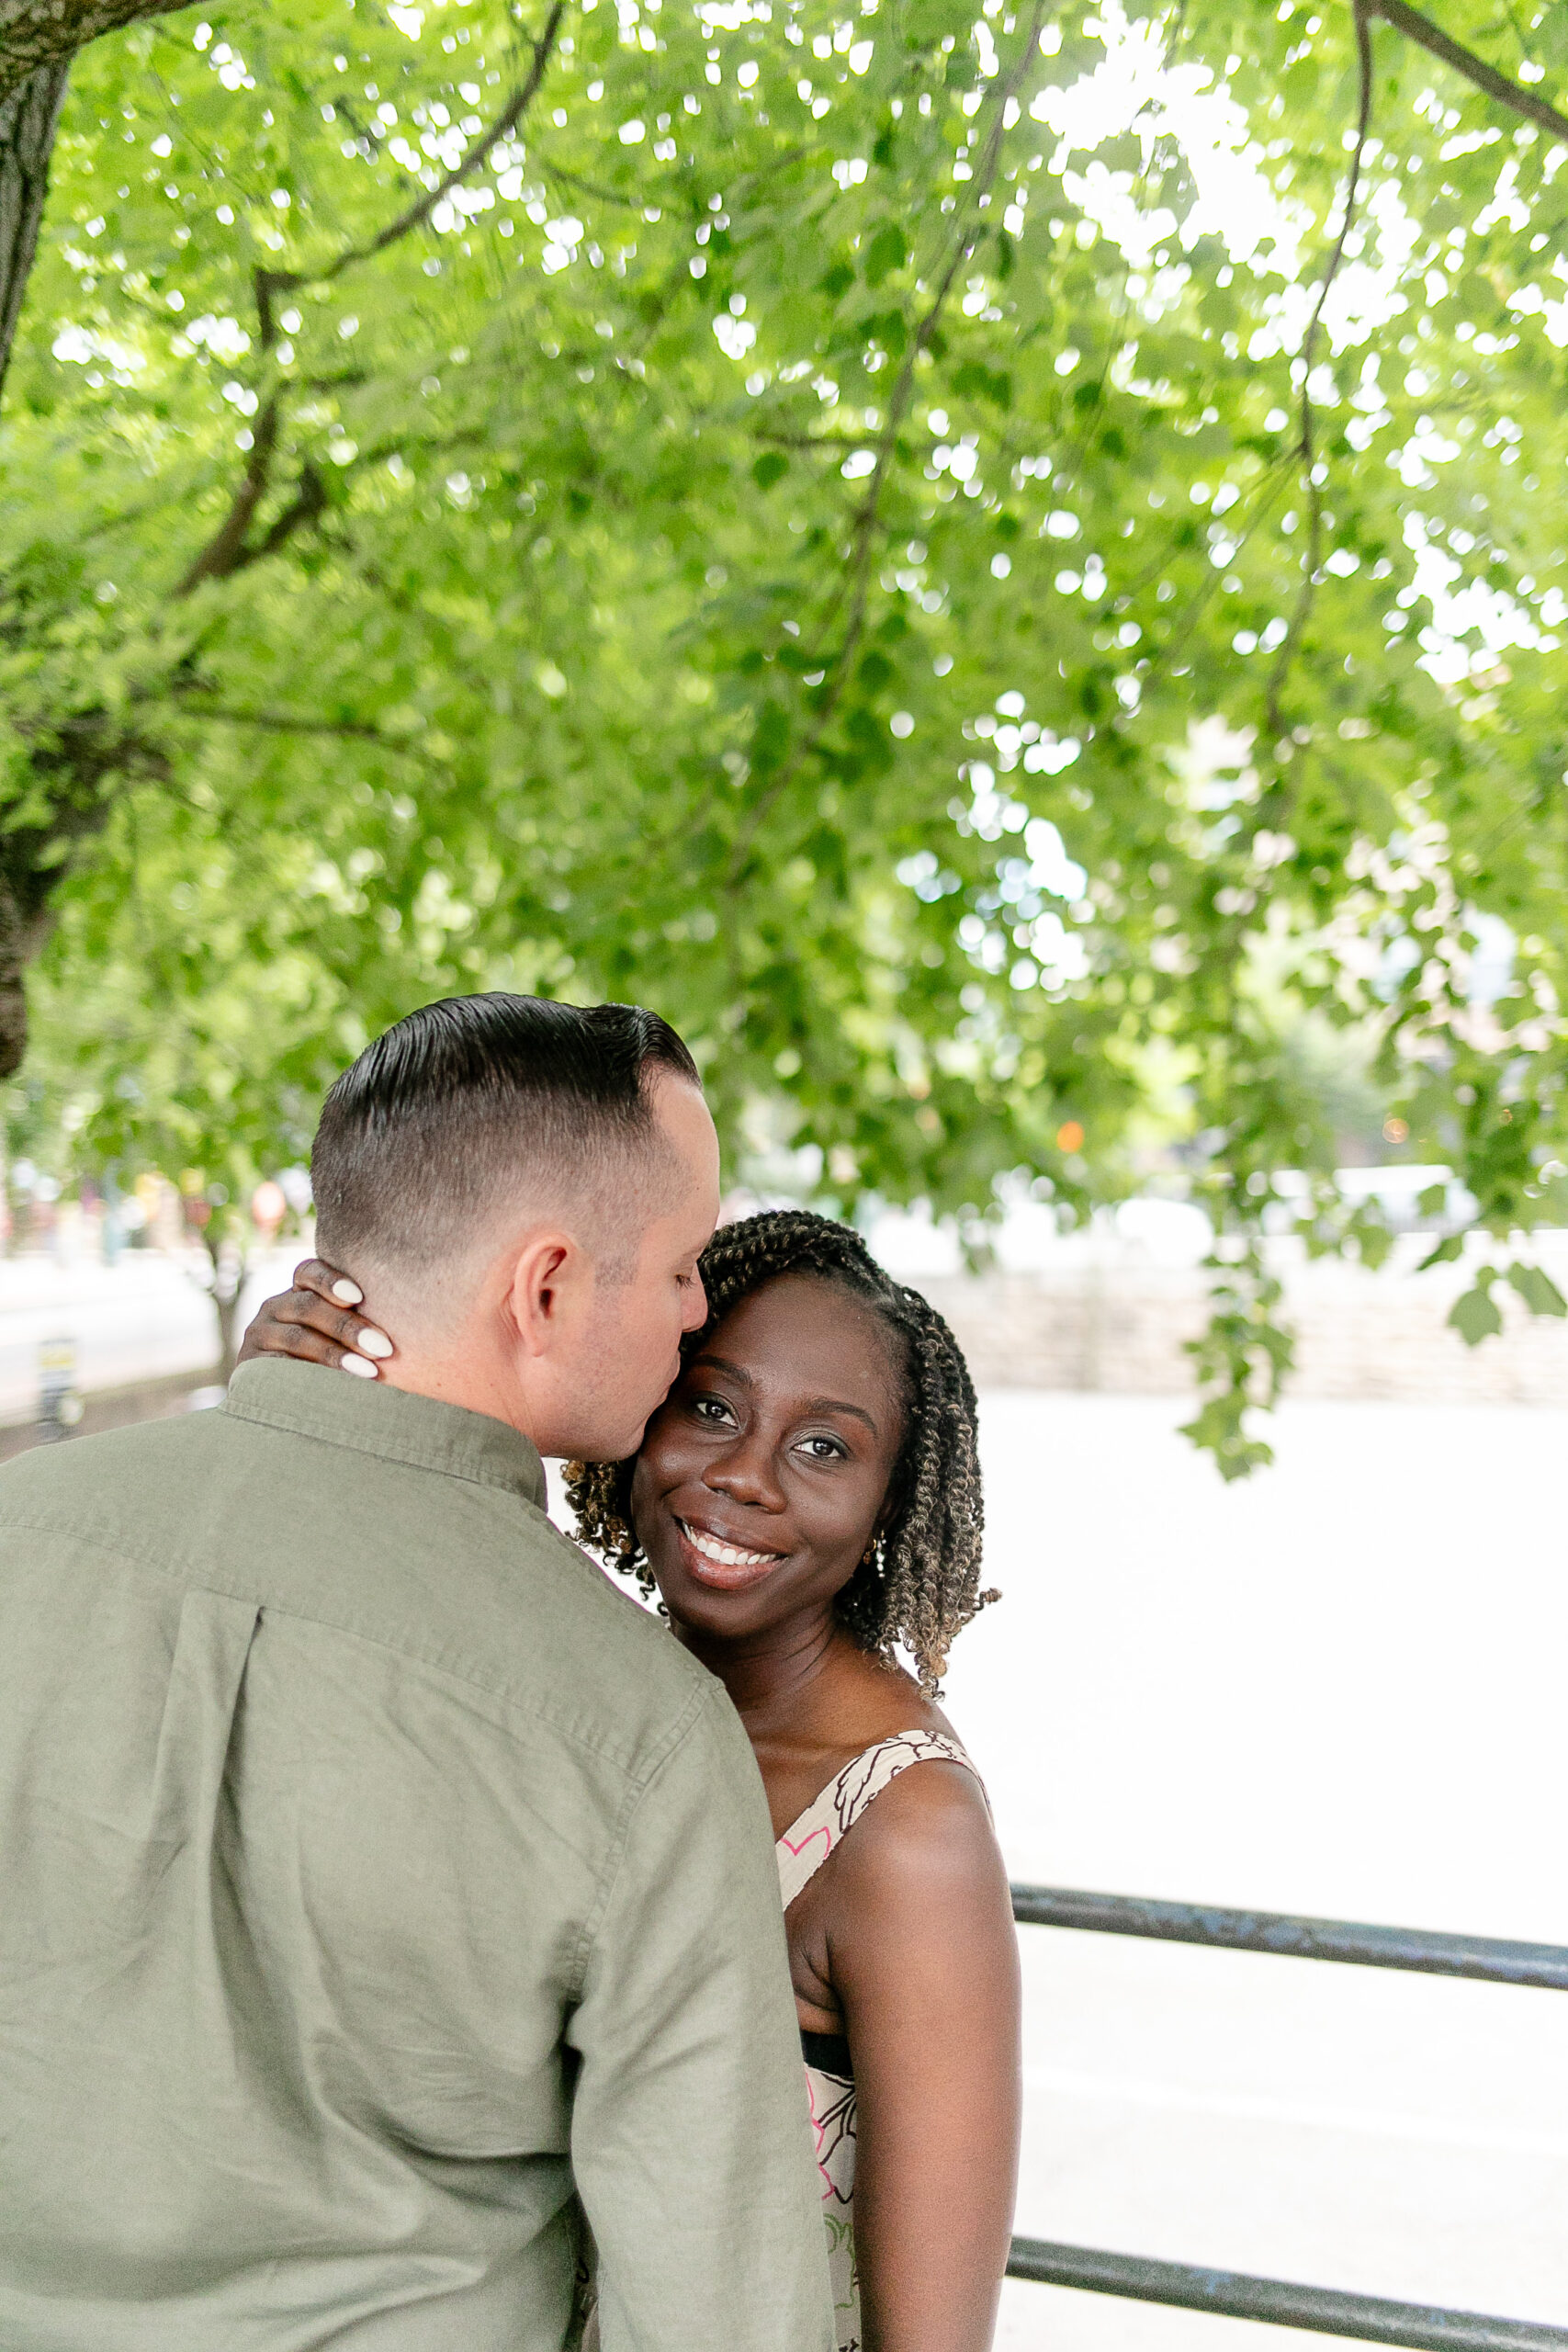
left=241, top=1209, right=1021, bottom=2352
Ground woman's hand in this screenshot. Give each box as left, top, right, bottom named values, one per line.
left=235, top=1259, right=396, bottom=1379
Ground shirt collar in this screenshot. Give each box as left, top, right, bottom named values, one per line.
left=224, top=1360, right=549, bottom=1510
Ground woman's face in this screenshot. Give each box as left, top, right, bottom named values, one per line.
left=629, top=1272, right=906, bottom=1642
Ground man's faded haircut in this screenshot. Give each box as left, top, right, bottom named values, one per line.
left=311, top=993, right=701, bottom=1275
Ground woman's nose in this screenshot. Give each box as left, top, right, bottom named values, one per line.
left=704, top=1442, right=785, bottom=1511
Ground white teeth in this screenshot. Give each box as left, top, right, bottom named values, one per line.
left=680, top=1521, right=777, bottom=1569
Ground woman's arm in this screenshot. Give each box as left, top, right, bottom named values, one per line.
left=824, top=1763, right=1021, bottom=2352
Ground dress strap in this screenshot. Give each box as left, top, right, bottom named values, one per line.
left=775, top=1731, right=979, bottom=1911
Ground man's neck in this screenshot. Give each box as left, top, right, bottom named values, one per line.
left=374, top=1341, right=530, bottom=1438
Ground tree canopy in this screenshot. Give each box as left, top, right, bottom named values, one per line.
left=4, top=0, right=1568, bottom=1466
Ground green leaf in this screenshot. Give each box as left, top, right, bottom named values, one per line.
left=1506, top=1262, right=1568, bottom=1318
left=1448, top=1286, right=1505, bottom=1348
left=863, top=223, right=907, bottom=289
left=751, top=451, right=789, bottom=490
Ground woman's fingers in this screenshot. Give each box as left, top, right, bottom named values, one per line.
left=235, top=1283, right=393, bottom=1376
left=264, top=1306, right=370, bottom=1372
left=292, top=1256, right=364, bottom=1308
left=286, top=1259, right=394, bottom=1360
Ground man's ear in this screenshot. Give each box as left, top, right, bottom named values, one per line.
left=506, top=1231, right=580, bottom=1359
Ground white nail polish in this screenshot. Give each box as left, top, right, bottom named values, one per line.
left=341, top=1354, right=378, bottom=1379
left=332, top=1279, right=364, bottom=1306
left=356, top=1329, right=393, bottom=1359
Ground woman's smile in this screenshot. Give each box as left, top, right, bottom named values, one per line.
left=674, top=1514, right=790, bottom=1589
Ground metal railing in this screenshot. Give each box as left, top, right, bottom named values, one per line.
left=1006, top=1885, right=1568, bottom=2352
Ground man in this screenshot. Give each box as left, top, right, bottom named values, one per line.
left=0, top=995, right=833, bottom=2352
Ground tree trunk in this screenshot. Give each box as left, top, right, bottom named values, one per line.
left=199, top=1226, right=248, bottom=1381
left=0, top=3, right=197, bottom=394
left=0, top=876, right=29, bottom=1081
left=0, top=57, right=66, bottom=402
left=212, top=1282, right=243, bottom=1383
left=0, top=2, right=195, bottom=107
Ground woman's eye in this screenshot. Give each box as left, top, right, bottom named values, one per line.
left=798, top=1435, right=845, bottom=1462
left=693, top=1396, right=735, bottom=1426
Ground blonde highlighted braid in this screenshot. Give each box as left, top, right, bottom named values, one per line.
left=565, top=1208, right=995, bottom=1692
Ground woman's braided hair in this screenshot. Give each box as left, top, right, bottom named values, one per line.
left=564, top=1208, right=994, bottom=1691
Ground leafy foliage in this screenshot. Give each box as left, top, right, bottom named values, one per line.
left=6, top=0, right=1568, bottom=1464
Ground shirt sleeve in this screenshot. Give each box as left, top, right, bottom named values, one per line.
left=567, top=1680, right=834, bottom=2352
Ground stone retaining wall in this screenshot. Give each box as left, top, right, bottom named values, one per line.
left=915, top=1254, right=1568, bottom=1408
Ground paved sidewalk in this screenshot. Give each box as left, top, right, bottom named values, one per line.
left=951, top=1394, right=1568, bottom=2349
left=0, top=1248, right=297, bottom=1427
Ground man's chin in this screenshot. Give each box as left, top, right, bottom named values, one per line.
left=592, top=1410, right=651, bottom=1465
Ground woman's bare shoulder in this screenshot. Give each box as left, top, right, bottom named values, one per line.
left=829, top=1728, right=1001, bottom=1910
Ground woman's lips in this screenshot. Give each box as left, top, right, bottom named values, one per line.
left=673, top=1517, right=787, bottom=1592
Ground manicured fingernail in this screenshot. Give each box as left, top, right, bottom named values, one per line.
left=332, top=1278, right=364, bottom=1305
left=341, top=1354, right=378, bottom=1378
left=356, top=1328, right=392, bottom=1358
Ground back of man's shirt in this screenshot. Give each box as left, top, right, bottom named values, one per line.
left=0, top=1362, right=832, bottom=2352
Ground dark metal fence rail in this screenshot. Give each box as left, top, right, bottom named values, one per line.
left=1005, top=2240, right=1568, bottom=2352
left=1010, top=1884, right=1568, bottom=1992
left=1006, top=1885, right=1568, bottom=2347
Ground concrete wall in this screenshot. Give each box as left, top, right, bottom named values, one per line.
left=915, top=1249, right=1568, bottom=1408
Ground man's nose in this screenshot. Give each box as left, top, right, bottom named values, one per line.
left=681, top=1272, right=708, bottom=1333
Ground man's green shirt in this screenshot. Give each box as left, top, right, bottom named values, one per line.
left=0, top=1361, right=833, bottom=2352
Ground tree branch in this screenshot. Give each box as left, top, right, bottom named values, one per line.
left=259, top=0, right=566, bottom=307
left=728, top=4, right=1048, bottom=871
left=1265, top=0, right=1374, bottom=741
left=249, top=458, right=328, bottom=565
left=541, top=159, right=647, bottom=211
left=173, top=701, right=413, bottom=747
left=750, top=430, right=906, bottom=451
left=175, top=5, right=564, bottom=592
left=173, top=399, right=333, bottom=594
left=173, top=391, right=282, bottom=594
left=1369, top=0, right=1568, bottom=144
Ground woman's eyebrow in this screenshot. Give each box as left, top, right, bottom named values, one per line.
left=691, top=1355, right=879, bottom=1434
left=689, top=1351, right=755, bottom=1386
left=802, top=1396, right=879, bottom=1433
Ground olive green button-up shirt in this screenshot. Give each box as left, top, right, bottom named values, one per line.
left=0, top=1361, right=832, bottom=2352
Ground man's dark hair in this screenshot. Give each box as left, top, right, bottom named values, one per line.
left=311, top=994, right=700, bottom=1272
left=566, top=1209, right=996, bottom=1693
